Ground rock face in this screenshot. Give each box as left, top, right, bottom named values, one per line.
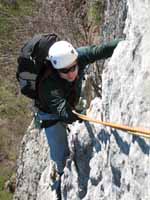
left=14, top=0, right=150, bottom=200
left=13, top=120, right=50, bottom=200
left=101, top=0, right=127, bottom=41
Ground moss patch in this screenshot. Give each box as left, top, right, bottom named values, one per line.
left=88, top=0, right=104, bottom=25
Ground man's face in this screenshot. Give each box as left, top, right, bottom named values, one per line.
left=57, top=61, right=78, bottom=82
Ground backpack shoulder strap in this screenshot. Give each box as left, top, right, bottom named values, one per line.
left=35, top=64, right=54, bottom=112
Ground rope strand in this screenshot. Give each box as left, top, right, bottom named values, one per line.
left=73, top=111, right=150, bottom=139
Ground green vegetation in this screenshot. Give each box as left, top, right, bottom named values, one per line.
left=88, top=0, right=104, bottom=25
left=0, top=0, right=35, bottom=16
left=0, top=81, right=31, bottom=161
left=0, top=190, right=12, bottom=200
left=0, top=80, right=30, bottom=120
left=0, top=1, right=36, bottom=199
left=0, top=0, right=36, bottom=44
left=0, top=164, right=14, bottom=200
left=0, top=79, right=31, bottom=161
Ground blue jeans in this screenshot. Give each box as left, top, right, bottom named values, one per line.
left=37, top=112, right=70, bottom=173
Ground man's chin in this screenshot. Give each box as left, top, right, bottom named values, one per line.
left=67, top=79, right=74, bottom=82
left=67, top=77, right=76, bottom=82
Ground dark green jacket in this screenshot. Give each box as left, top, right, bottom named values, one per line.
left=37, top=40, right=120, bottom=123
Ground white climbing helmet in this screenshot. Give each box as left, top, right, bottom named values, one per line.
left=47, top=41, right=78, bottom=69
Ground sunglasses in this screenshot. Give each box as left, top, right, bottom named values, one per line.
left=58, top=65, right=78, bottom=74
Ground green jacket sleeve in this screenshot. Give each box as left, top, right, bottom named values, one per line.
left=41, top=78, right=78, bottom=124
left=77, top=39, right=121, bottom=66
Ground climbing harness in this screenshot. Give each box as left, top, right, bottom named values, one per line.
left=73, top=111, right=150, bottom=139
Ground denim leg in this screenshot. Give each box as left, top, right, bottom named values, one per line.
left=44, top=122, right=70, bottom=174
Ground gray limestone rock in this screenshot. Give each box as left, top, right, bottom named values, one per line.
left=13, top=120, right=50, bottom=200
left=62, top=0, right=150, bottom=199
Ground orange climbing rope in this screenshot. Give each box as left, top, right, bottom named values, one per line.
left=73, top=111, right=150, bottom=139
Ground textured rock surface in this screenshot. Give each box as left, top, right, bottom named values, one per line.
left=63, top=0, right=150, bottom=199
left=13, top=120, right=50, bottom=200
left=14, top=0, right=150, bottom=200
left=101, top=0, right=127, bottom=41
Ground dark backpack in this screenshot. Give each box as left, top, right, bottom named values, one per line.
left=16, top=33, right=58, bottom=99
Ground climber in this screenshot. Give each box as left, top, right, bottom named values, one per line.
left=35, top=39, right=121, bottom=199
